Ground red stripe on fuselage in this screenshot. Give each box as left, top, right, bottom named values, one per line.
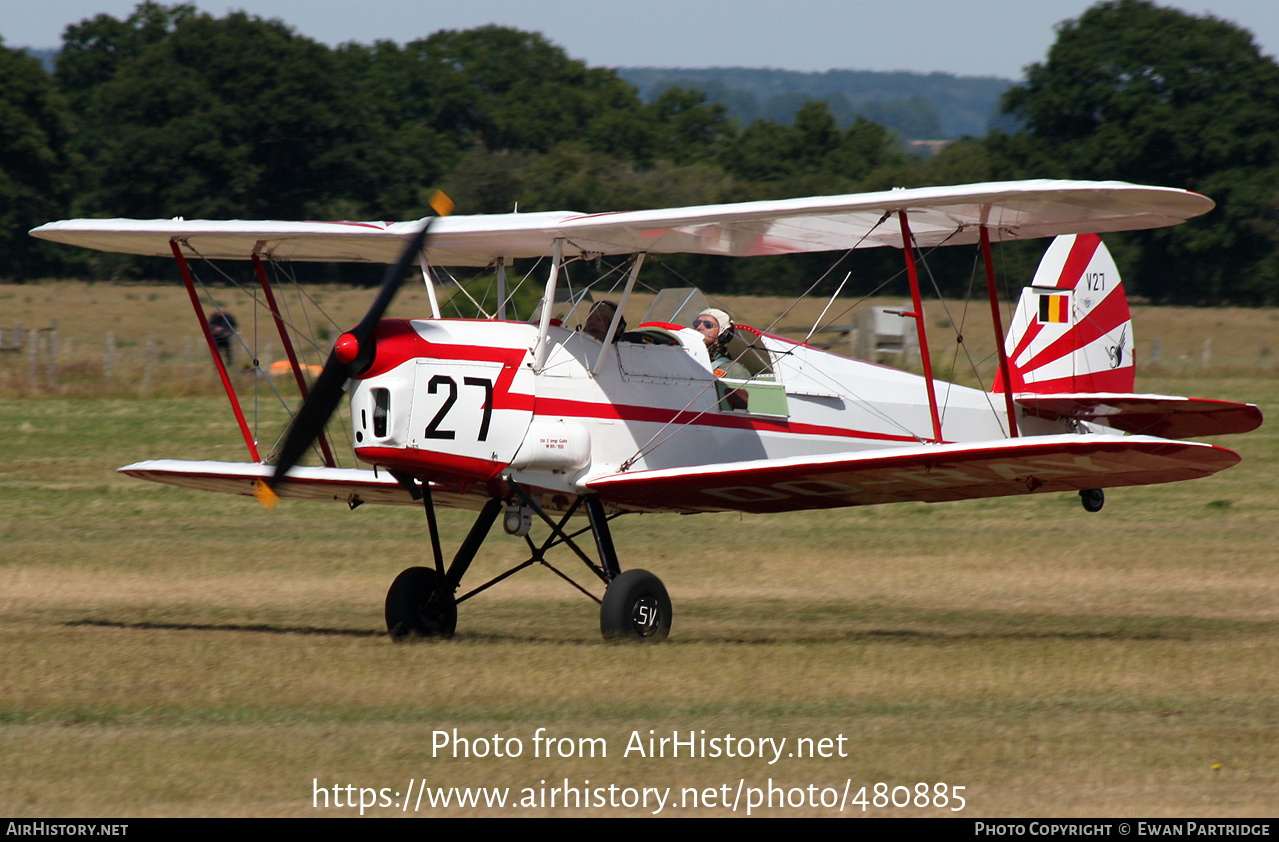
left=530, top=397, right=921, bottom=443
left=354, top=445, right=507, bottom=484
left=364, top=320, right=533, bottom=408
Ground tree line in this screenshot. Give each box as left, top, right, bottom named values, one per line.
left=5, top=0, right=1279, bottom=304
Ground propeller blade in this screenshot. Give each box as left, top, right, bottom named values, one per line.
left=259, top=194, right=452, bottom=501
left=265, top=349, right=351, bottom=492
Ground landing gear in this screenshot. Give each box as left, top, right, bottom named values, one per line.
left=1080, top=488, right=1105, bottom=513
left=385, top=567, right=457, bottom=639
left=385, top=479, right=670, bottom=642
left=383, top=491, right=500, bottom=641
left=600, top=569, right=672, bottom=641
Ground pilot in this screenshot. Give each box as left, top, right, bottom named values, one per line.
left=692, top=308, right=749, bottom=409
left=584, top=300, right=626, bottom=342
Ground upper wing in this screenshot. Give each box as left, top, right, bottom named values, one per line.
left=1014, top=393, right=1263, bottom=439
left=554, top=179, right=1213, bottom=256
left=31, top=180, right=1213, bottom=267
left=29, top=212, right=583, bottom=268
left=585, top=435, right=1238, bottom=514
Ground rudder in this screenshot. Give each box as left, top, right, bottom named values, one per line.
left=993, top=234, right=1134, bottom=395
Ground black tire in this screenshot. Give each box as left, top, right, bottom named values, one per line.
left=385, top=566, right=457, bottom=640
left=600, top=569, right=671, bottom=641
left=1080, top=488, right=1105, bottom=513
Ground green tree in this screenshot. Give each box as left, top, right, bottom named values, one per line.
left=998, top=0, right=1279, bottom=303
left=376, top=27, right=652, bottom=157
left=720, top=103, right=909, bottom=198
left=56, top=1, right=197, bottom=112
left=0, top=40, right=74, bottom=278
left=827, top=117, right=910, bottom=186
left=514, top=144, right=734, bottom=213
left=67, top=8, right=402, bottom=221
left=645, top=87, right=735, bottom=163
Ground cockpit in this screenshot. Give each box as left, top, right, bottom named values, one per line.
left=547, top=286, right=789, bottom=417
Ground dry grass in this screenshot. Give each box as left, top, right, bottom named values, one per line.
left=0, top=281, right=1276, bottom=816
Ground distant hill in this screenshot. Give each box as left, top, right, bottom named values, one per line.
left=21, top=40, right=1011, bottom=140
left=618, top=67, right=1015, bottom=139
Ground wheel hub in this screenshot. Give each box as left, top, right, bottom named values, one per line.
left=631, top=596, right=662, bottom=636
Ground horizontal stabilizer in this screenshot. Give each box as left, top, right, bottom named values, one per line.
left=118, top=460, right=481, bottom=509
left=1015, top=393, right=1263, bottom=438
left=586, top=435, right=1239, bottom=514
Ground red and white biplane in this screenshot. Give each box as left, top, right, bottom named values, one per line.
left=31, top=180, right=1262, bottom=641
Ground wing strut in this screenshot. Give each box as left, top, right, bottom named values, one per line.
left=170, top=240, right=261, bottom=462
left=532, top=238, right=564, bottom=372
left=417, top=254, right=442, bottom=319
left=251, top=252, right=336, bottom=467
left=898, top=212, right=943, bottom=443
left=495, top=257, right=508, bottom=320
left=980, top=225, right=1019, bottom=437
left=591, top=253, right=645, bottom=376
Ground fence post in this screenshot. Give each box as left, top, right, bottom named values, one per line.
left=105, top=332, right=116, bottom=384
left=143, top=333, right=156, bottom=393
left=47, top=326, right=57, bottom=388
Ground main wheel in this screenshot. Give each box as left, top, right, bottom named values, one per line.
left=385, top=567, right=457, bottom=640
left=600, top=569, right=671, bottom=641
left=1080, top=488, right=1105, bottom=513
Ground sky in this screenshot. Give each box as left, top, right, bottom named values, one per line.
left=6, top=0, right=1278, bottom=79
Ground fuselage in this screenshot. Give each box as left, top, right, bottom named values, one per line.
left=347, top=317, right=1054, bottom=502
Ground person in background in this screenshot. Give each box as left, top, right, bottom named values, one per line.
left=208, top=308, right=237, bottom=367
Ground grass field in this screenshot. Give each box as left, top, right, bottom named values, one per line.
left=1, top=281, right=1276, bottom=816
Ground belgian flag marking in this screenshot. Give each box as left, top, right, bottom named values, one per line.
left=1039, top=294, right=1069, bottom=324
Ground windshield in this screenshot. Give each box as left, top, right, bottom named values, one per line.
left=642, top=288, right=710, bottom=326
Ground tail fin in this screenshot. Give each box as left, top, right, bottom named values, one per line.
left=993, top=234, right=1134, bottom=395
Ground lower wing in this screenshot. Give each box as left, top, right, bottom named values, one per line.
left=122, top=433, right=1239, bottom=516
left=586, top=434, right=1239, bottom=514
left=117, top=460, right=481, bottom=510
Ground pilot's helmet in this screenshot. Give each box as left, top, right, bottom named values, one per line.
left=696, top=308, right=734, bottom=340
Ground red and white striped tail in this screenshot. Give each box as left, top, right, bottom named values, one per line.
left=993, top=234, right=1134, bottom=395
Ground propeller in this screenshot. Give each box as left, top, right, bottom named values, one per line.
left=255, top=192, right=453, bottom=509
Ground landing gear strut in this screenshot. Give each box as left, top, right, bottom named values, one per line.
left=385, top=479, right=670, bottom=642
left=385, top=486, right=501, bottom=640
